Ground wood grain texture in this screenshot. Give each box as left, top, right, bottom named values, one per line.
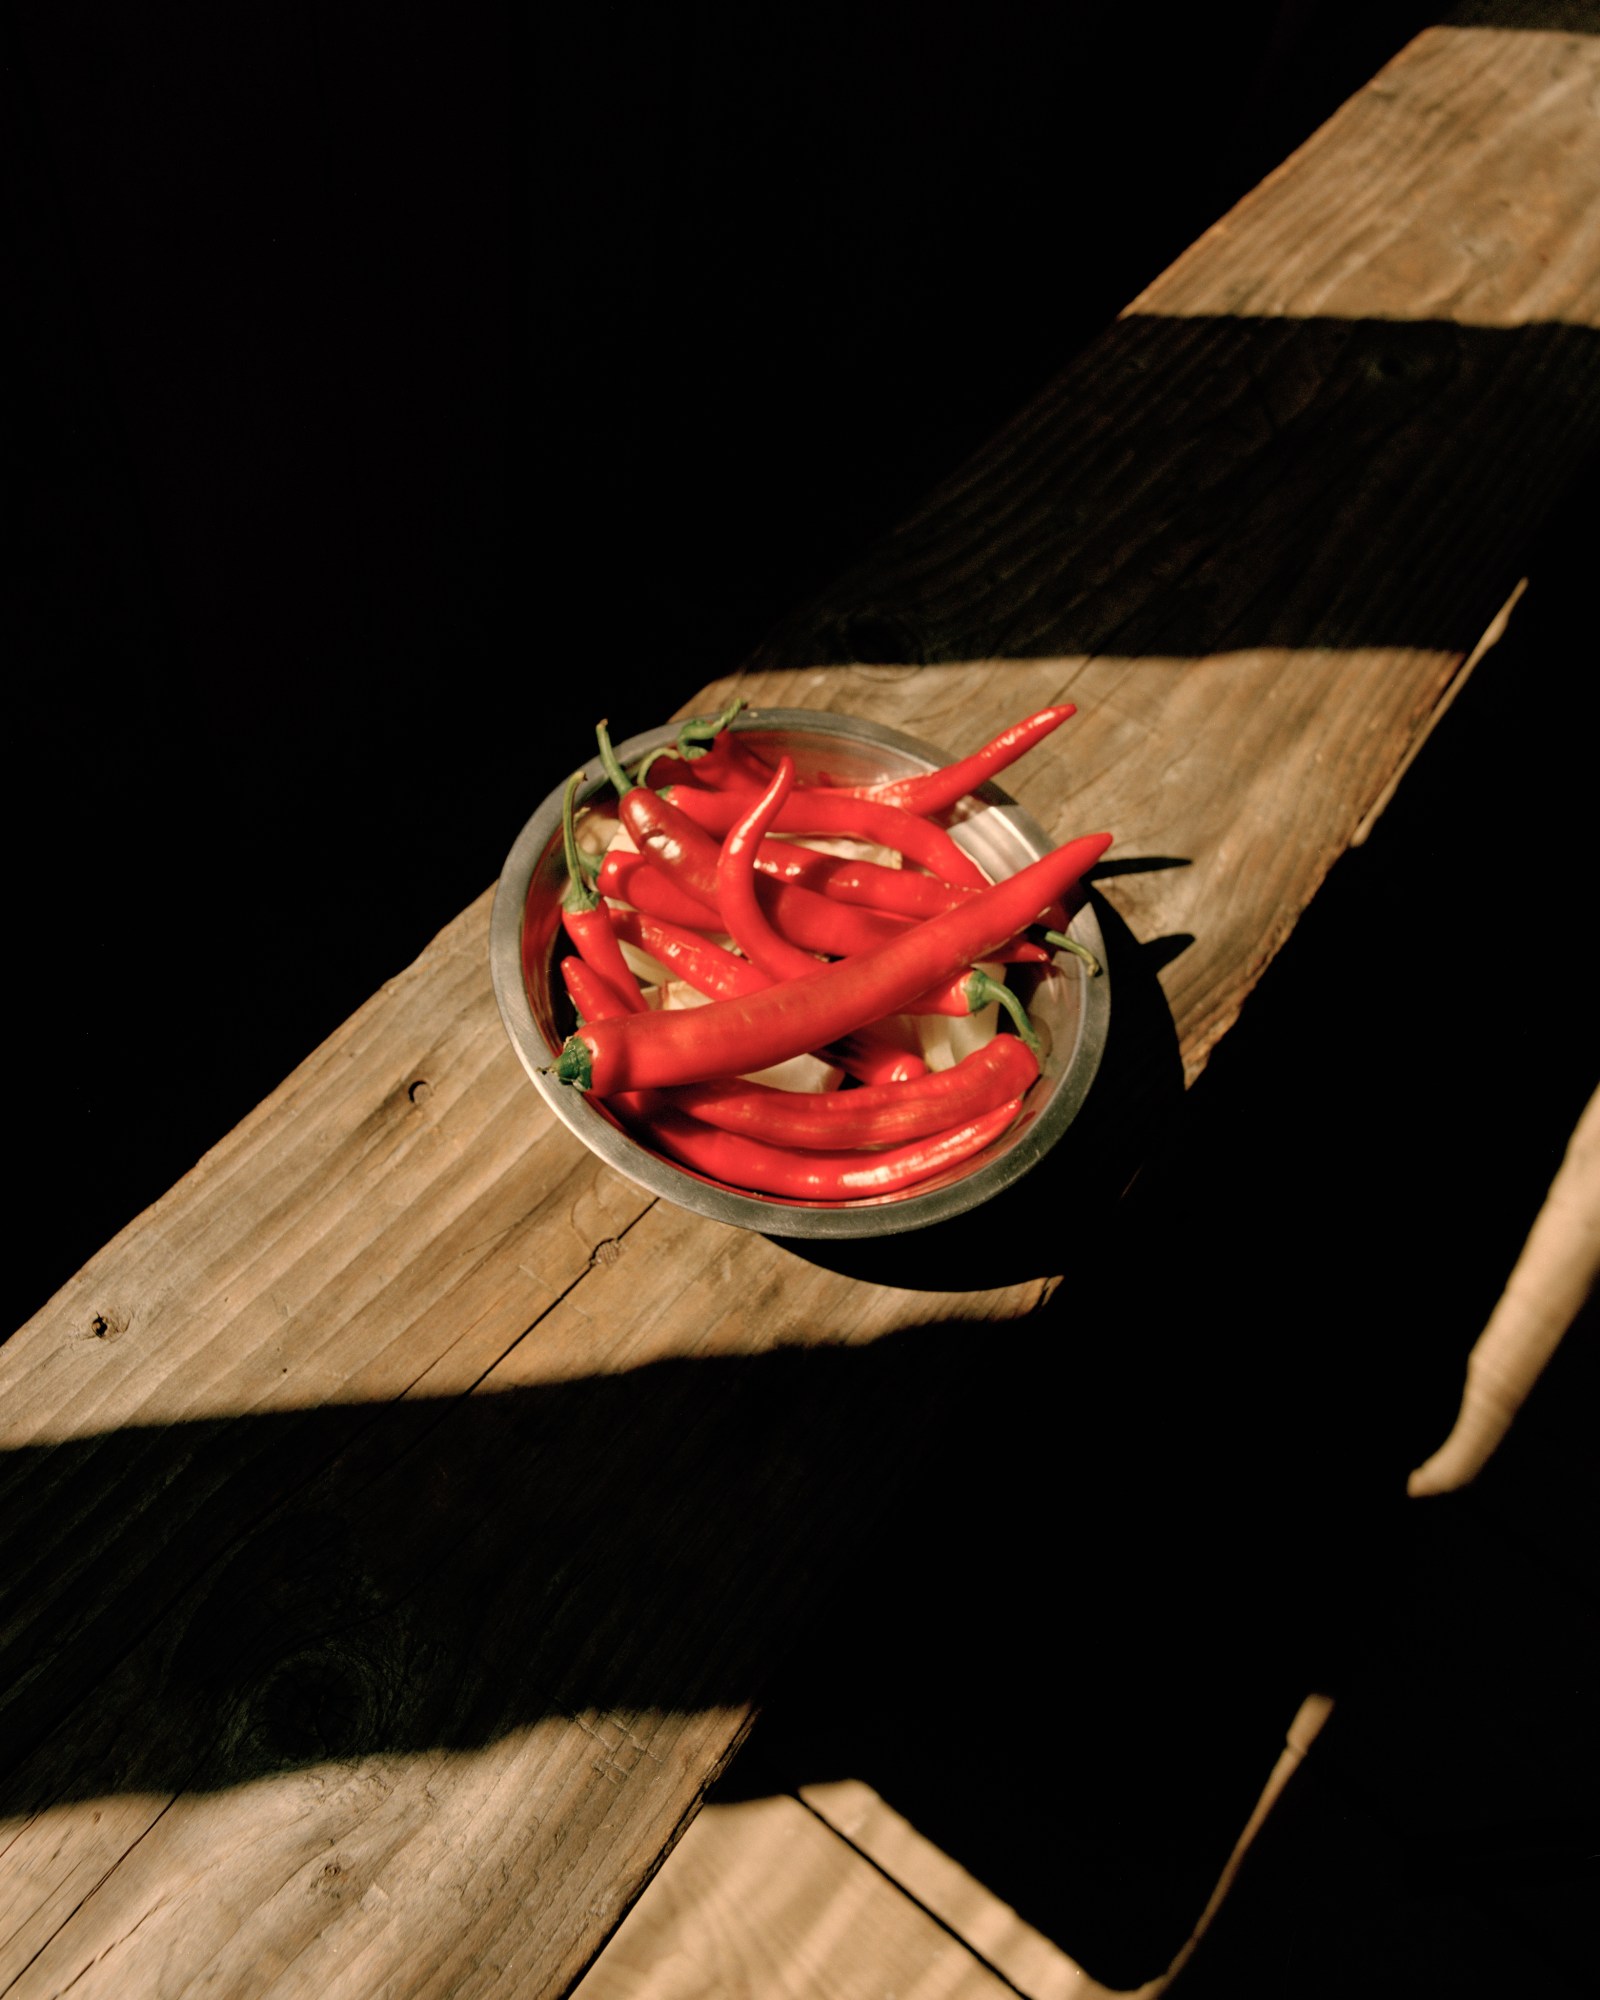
left=4, top=20, right=1600, bottom=2000
left=799, top=1780, right=1098, bottom=2000
left=576, top=1796, right=1017, bottom=2000
left=1134, top=21, right=1600, bottom=326
left=1, top=919, right=1039, bottom=1996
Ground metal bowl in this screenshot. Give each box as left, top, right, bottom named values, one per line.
left=488, top=709, right=1109, bottom=1238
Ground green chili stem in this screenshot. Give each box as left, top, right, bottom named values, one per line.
left=965, top=970, right=1042, bottom=1062
left=675, top=695, right=745, bottom=761
left=561, top=771, right=602, bottom=912
left=622, top=696, right=749, bottom=787
left=595, top=719, right=633, bottom=799
left=1043, top=929, right=1102, bottom=977
left=555, top=1037, right=594, bottom=1088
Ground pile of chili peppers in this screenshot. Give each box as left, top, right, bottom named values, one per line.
left=538, top=701, right=1110, bottom=1203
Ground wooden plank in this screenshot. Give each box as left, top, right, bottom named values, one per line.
left=574, top=1796, right=1018, bottom=2000
left=1133, top=17, right=1600, bottom=328
left=796, top=1702, right=1334, bottom=2000
left=2, top=1108, right=1045, bottom=1997
left=3, top=19, right=1599, bottom=2000
left=800, top=1781, right=1099, bottom=2000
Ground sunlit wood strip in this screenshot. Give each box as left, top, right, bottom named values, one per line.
left=577, top=1796, right=1019, bottom=2000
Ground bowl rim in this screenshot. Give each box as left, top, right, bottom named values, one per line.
left=488, top=707, right=1110, bottom=1238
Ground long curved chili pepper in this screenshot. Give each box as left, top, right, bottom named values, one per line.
left=598, top=851, right=728, bottom=930
left=749, top=844, right=1049, bottom=958
left=660, top=779, right=989, bottom=890
left=558, top=772, right=646, bottom=1011
left=717, top=755, right=824, bottom=983
left=565, top=944, right=849, bottom=1109
left=736, top=871, right=916, bottom=956
left=601, top=725, right=926, bottom=950
left=605, top=903, right=922, bottom=1085
left=553, top=828, right=1111, bottom=1093
left=564, top=968, right=892, bottom=1168
left=566, top=931, right=845, bottom=1121
left=628, top=1096, right=1024, bottom=1200
left=718, top=758, right=931, bottom=1085
left=825, top=704, right=1077, bottom=814
left=658, top=1035, right=1039, bottom=1150
left=716, top=764, right=1041, bottom=1047
left=753, top=842, right=970, bottom=913
left=609, top=908, right=767, bottom=998
left=599, top=848, right=914, bottom=958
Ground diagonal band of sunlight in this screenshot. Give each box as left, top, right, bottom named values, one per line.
left=1127, top=25, right=1600, bottom=332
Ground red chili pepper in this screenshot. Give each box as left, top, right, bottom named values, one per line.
left=631, top=695, right=750, bottom=788
left=753, top=841, right=971, bottom=913
left=658, top=1035, right=1038, bottom=1150
left=553, top=828, right=1111, bottom=1092
left=717, top=755, right=824, bottom=983
left=598, top=851, right=728, bottom=930
left=597, top=719, right=726, bottom=915
left=661, top=779, right=989, bottom=890
left=609, top=908, right=768, bottom=999
left=717, top=759, right=931, bottom=1084
left=560, top=954, right=634, bottom=1026
left=627, top=1096, right=1025, bottom=1200
left=600, top=847, right=914, bottom=959
left=557, top=772, right=646, bottom=1011
left=825, top=704, right=1077, bottom=814
left=827, top=1035, right=927, bottom=1086
left=695, top=728, right=775, bottom=789
left=717, top=763, right=1041, bottom=1040
left=748, top=844, right=1049, bottom=958
left=601, top=722, right=925, bottom=952
left=605, top=903, right=922, bottom=1085
left=901, top=968, right=1042, bottom=1063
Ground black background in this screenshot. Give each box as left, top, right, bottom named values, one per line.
left=1, top=0, right=1473, bottom=1329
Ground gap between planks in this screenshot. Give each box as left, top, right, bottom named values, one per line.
left=574, top=1694, right=1335, bottom=2000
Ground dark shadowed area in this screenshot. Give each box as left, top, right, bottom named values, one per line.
left=9, top=1, right=1442, bottom=1334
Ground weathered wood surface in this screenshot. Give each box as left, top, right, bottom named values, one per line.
left=797, top=1782, right=1096, bottom=2000
left=4, top=19, right=1599, bottom=2000
left=584, top=1706, right=1332, bottom=2000
left=578, top=1796, right=1018, bottom=2000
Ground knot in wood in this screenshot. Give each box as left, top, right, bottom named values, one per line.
left=252, top=1651, right=377, bottom=1767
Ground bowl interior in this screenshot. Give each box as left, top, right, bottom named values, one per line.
left=489, top=710, right=1108, bottom=1238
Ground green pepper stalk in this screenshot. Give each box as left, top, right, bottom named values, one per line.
left=1043, top=929, right=1102, bottom=976
left=631, top=696, right=748, bottom=786
left=555, top=769, right=644, bottom=1013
